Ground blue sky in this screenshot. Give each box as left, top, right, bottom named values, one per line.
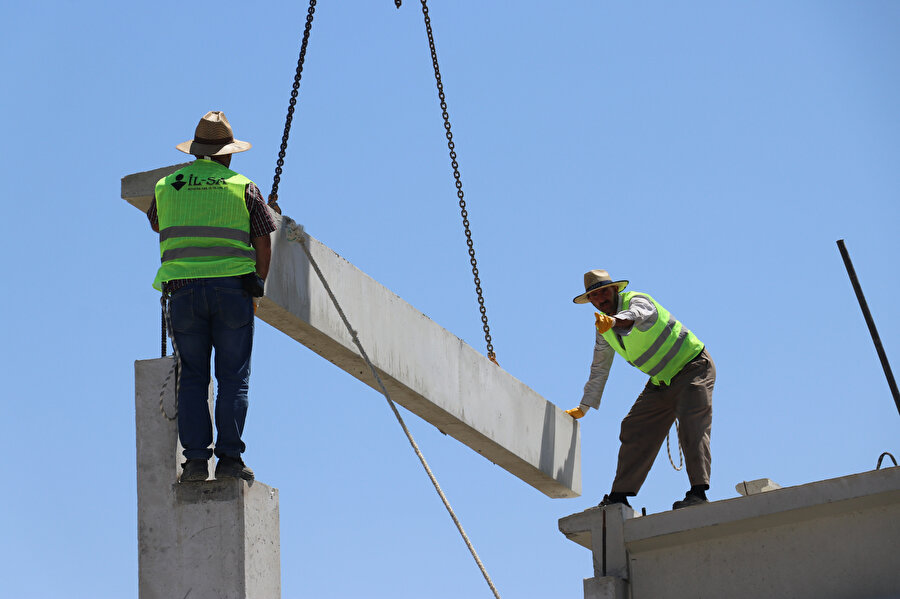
left=2, top=2, right=898, bottom=598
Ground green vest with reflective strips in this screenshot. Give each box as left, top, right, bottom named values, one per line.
left=601, top=291, right=704, bottom=386
left=153, top=159, right=257, bottom=291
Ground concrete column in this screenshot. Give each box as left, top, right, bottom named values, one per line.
left=584, top=576, right=628, bottom=599
left=559, top=504, right=633, bottom=599
left=136, top=358, right=281, bottom=599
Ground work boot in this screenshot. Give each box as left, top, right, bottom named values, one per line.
left=672, top=490, right=708, bottom=510
left=215, top=456, right=255, bottom=482
left=598, top=493, right=631, bottom=508
left=180, top=459, right=209, bottom=483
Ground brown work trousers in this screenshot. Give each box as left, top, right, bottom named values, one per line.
left=610, top=347, right=715, bottom=495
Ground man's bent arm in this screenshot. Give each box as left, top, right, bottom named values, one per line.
left=580, top=335, right=615, bottom=410
left=252, top=235, right=271, bottom=280
left=612, top=295, right=656, bottom=335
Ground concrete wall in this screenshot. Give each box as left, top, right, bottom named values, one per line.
left=135, top=358, right=281, bottom=598
left=559, top=467, right=900, bottom=599
left=123, top=166, right=581, bottom=498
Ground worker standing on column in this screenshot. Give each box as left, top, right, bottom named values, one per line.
left=566, top=270, right=716, bottom=510
left=147, top=111, right=276, bottom=483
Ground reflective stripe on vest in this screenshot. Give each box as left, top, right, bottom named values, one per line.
left=630, top=314, right=675, bottom=367
left=159, top=225, right=251, bottom=244
left=152, top=159, right=257, bottom=291
left=601, top=292, right=704, bottom=385
left=161, top=246, right=256, bottom=263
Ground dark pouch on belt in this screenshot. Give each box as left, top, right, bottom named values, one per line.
left=241, top=273, right=265, bottom=297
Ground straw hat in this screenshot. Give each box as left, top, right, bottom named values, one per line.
left=572, top=269, right=629, bottom=304
left=176, top=111, right=251, bottom=156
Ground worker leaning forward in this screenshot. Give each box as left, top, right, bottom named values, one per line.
left=147, top=111, right=277, bottom=484
left=566, top=270, right=716, bottom=510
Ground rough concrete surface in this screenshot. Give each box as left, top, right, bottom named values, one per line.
left=135, top=358, right=281, bottom=599
left=559, top=467, right=900, bottom=599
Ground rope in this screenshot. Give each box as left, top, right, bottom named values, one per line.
left=284, top=219, right=502, bottom=599
left=876, top=452, right=897, bottom=469
left=666, top=419, right=683, bottom=471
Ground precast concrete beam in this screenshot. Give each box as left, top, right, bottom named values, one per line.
left=123, top=165, right=581, bottom=498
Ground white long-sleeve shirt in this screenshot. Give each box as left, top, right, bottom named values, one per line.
left=579, top=294, right=658, bottom=410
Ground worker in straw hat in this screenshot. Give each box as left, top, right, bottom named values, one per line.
left=567, top=270, right=716, bottom=510
left=147, top=111, right=276, bottom=484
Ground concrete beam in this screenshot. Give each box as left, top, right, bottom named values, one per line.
left=123, top=166, right=581, bottom=498
left=121, top=162, right=191, bottom=212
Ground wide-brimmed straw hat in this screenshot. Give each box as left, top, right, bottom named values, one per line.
left=572, top=269, right=629, bottom=304
left=176, top=111, right=252, bottom=156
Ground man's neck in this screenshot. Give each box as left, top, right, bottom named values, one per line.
left=196, top=155, right=231, bottom=168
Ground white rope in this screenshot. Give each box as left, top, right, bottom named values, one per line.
left=666, top=419, right=684, bottom=471
left=286, top=220, right=502, bottom=599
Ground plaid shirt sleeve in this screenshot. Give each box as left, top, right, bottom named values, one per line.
left=147, top=195, right=158, bottom=229
left=246, top=182, right=277, bottom=238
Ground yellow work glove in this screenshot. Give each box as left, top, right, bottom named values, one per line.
left=595, top=312, right=615, bottom=334
left=566, top=406, right=586, bottom=419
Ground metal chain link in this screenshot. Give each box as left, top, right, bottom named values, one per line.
left=268, top=0, right=318, bottom=215
left=161, top=297, right=167, bottom=358
left=158, top=295, right=179, bottom=421
left=419, top=0, right=496, bottom=363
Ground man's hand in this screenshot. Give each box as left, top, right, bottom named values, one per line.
left=566, top=406, right=586, bottom=419
left=595, top=312, right=615, bottom=334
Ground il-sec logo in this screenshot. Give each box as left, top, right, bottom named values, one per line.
left=170, top=173, right=228, bottom=191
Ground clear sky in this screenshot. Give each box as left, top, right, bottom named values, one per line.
left=2, top=2, right=898, bottom=598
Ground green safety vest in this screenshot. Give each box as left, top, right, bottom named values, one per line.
left=601, top=291, right=704, bottom=386
left=153, top=159, right=257, bottom=290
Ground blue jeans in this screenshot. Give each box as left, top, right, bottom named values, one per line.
left=169, top=276, right=254, bottom=460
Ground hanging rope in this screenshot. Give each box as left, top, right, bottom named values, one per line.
left=417, top=0, right=497, bottom=364
left=666, top=420, right=683, bottom=471
left=283, top=219, right=502, bottom=599
left=268, top=0, right=318, bottom=215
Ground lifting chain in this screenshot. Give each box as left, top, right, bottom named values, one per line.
left=268, top=0, right=317, bottom=215
left=418, top=0, right=497, bottom=364
left=161, top=298, right=167, bottom=358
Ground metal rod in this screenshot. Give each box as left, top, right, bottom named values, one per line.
left=601, top=509, right=607, bottom=577
left=836, top=239, right=900, bottom=417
